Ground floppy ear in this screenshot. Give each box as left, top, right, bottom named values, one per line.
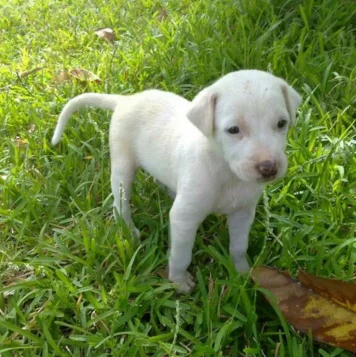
left=186, top=90, right=217, bottom=137
left=281, top=84, right=302, bottom=127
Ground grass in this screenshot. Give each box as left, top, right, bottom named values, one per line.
left=0, top=0, right=355, bottom=355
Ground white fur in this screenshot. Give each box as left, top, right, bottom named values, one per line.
left=52, top=70, right=302, bottom=293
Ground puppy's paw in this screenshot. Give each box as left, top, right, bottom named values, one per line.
left=132, top=227, right=141, bottom=239
left=234, top=258, right=250, bottom=275
left=171, top=272, right=196, bottom=293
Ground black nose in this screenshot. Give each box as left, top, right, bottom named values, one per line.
left=257, top=160, right=277, bottom=178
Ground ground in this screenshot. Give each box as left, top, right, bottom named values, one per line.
left=0, top=0, right=355, bottom=356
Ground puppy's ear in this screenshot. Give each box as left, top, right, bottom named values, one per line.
left=281, top=84, right=302, bottom=127
left=187, top=90, right=217, bottom=137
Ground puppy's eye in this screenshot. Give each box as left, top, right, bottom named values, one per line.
left=277, top=119, right=288, bottom=129
left=227, top=126, right=240, bottom=134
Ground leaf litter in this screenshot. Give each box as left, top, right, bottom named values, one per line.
left=54, top=68, right=101, bottom=84
left=251, top=266, right=356, bottom=353
left=95, top=28, right=116, bottom=42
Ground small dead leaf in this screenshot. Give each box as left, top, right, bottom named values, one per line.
left=69, top=68, right=101, bottom=83
left=95, top=28, right=116, bottom=42
left=157, top=268, right=169, bottom=279
left=14, top=136, right=27, bottom=148
left=28, top=123, right=36, bottom=133
left=2, top=263, right=35, bottom=297
left=54, top=70, right=71, bottom=83
left=157, top=8, right=168, bottom=21
left=90, top=310, right=98, bottom=328
left=19, top=67, right=43, bottom=78
left=252, top=266, right=356, bottom=353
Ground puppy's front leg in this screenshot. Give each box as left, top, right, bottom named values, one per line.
left=228, top=208, right=256, bottom=273
left=168, top=197, right=207, bottom=293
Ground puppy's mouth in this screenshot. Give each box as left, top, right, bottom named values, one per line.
left=231, top=163, right=283, bottom=184
left=257, top=174, right=278, bottom=183
left=235, top=170, right=279, bottom=184
left=231, top=167, right=265, bottom=184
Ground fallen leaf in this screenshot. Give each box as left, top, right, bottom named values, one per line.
left=69, top=68, right=101, bottom=83
left=14, top=136, right=27, bottom=148
left=19, top=67, right=44, bottom=78
left=28, top=123, right=36, bottom=133
left=298, top=270, right=356, bottom=312
left=95, top=28, right=116, bottom=42
left=54, top=70, right=71, bottom=83
left=157, top=8, right=168, bottom=21
left=252, top=266, right=356, bottom=353
left=157, top=268, right=168, bottom=279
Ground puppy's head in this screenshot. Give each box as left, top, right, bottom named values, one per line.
left=187, top=70, right=302, bottom=183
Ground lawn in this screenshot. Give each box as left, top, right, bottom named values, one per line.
left=0, top=0, right=355, bottom=355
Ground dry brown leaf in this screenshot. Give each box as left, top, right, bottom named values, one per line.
left=54, top=70, right=71, bottom=83
left=299, top=270, right=356, bottom=312
left=14, top=136, right=27, bottom=148
left=157, top=268, right=168, bottom=279
left=69, top=68, right=101, bottom=83
left=19, top=67, right=43, bottom=78
left=95, top=28, right=116, bottom=42
left=157, top=8, right=168, bottom=21
left=28, top=123, right=36, bottom=133
left=252, top=266, right=356, bottom=353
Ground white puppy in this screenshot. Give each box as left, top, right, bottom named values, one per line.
left=52, top=70, right=301, bottom=292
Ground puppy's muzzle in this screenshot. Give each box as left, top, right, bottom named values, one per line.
left=256, top=160, right=278, bottom=179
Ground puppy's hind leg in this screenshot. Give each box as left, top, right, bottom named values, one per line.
left=111, top=154, right=140, bottom=238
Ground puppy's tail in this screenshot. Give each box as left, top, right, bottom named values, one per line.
left=51, top=93, right=121, bottom=145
